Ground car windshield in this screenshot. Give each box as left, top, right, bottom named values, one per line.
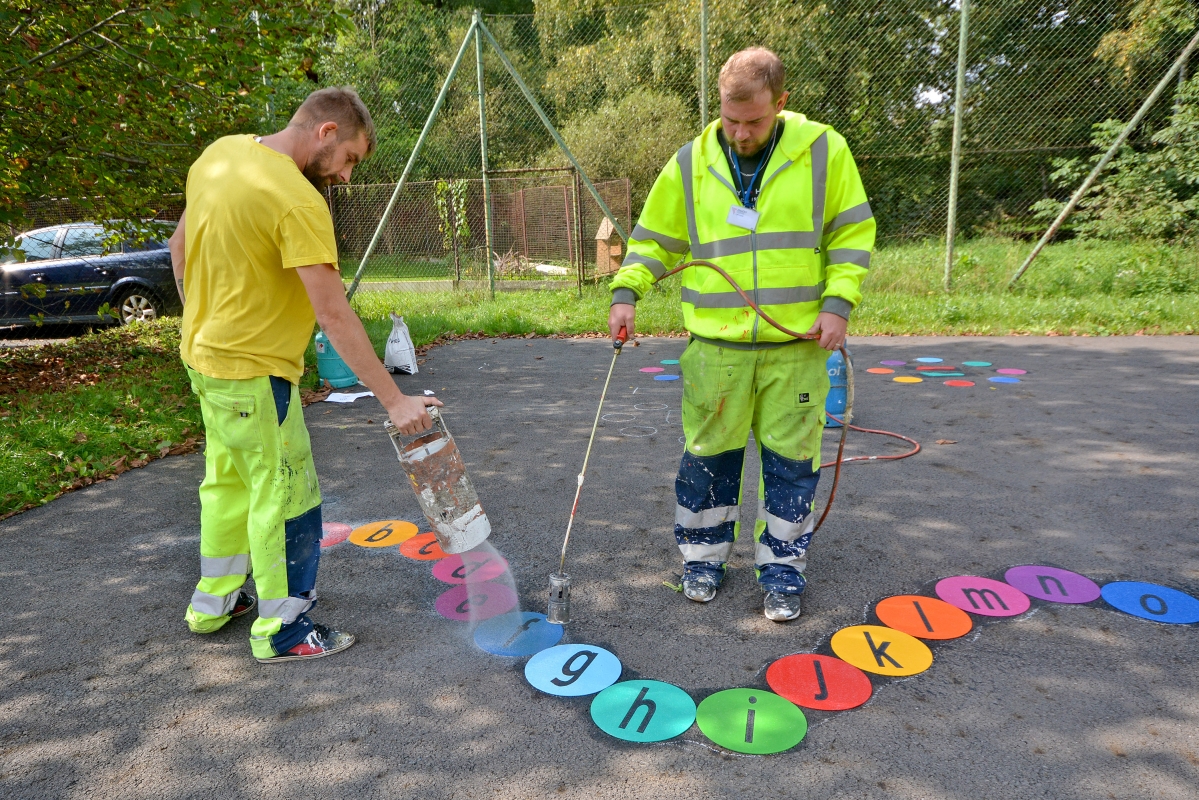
left=4, top=229, right=60, bottom=264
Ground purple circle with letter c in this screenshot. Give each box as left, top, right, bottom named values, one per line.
left=1003, top=566, right=1101, bottom=604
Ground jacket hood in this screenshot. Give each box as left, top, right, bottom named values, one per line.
left=698, top=110, right=830, bottom=164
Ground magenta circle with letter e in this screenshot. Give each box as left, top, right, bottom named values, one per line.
left=432, top=551, right=510, bottom=585
left=936, top=576, right=1030, bottom=617
left=640, top=366, right=664, bottom=373
left=1003, top=565, right=1101, bottom=604
left=435, top=582, right=518, bottom=621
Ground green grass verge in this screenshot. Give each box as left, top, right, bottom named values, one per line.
left=0, top=321, right=203, bottom=518
left=3, top=235, right=1195, bottom=518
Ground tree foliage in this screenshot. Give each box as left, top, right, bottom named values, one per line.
left=1, top=2, right=347, bottom=241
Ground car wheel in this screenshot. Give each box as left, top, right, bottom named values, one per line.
left=114, top=287, right=161, bottom=324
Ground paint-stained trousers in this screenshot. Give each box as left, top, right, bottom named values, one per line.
left=676, top=337, right=829, bottom=595
left=184, top=368, right=323, bottom=659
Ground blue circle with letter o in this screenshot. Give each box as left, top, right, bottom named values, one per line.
left=524, top=643, right=622, bottom=696
left=1101, top=581, right=1199, bottom=624
left=473, top=612, right=563, bottom=657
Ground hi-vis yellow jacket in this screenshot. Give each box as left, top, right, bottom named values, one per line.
left=610, top=111, right=875, bottom=346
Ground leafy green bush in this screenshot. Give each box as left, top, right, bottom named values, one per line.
left=539, top=89, right=695, bottom=212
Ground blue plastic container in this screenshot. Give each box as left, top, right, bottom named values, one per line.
left=825, top=347, right=852, bottom=428
left=314, top=331, right=359, bottom=389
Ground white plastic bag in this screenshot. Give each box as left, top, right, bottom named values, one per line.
left=384, top=313, right=418, bottom=375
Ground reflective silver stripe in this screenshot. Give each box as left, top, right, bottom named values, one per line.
left=259, top=594, right=314, bottom=624
left=827, top=201, right=873, bottom=235
left=693, top=231, right=818, bottom=259
left=811, top=132, right=828, bottom=249
left=189, top=588, right=239, bottom=618
left=755, top=541, right=807, bottom=572
left=762, top=509, right=814, bottom=543
left=675, top=504, right=737, bottom=529
left=679, top=541, right=734, bottom=563
left=760, top=160, right=793, bottom=193
left=622, top=252, right=667, bottom=278
left=677, top=142, right=698, bottom=249
left=632, top=224, right=689, bottom=254
left=827, top=248, right=872, bottom=269
left=706, top=165, right=737, bottom=197
left=681, top=282, right=825, bottom=309
left=200, top=554, right=250, bottom=579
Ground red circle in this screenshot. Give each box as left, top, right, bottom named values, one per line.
left=320, top=522, right=352, bottom=548
left=766, top=654, right=873, bottom=711
left=399, top=532, right=448, bottom=560
left=944, top=380, right=975, bottom=387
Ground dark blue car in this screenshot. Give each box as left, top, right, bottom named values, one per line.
left=1, top=221, right=181, bottom=327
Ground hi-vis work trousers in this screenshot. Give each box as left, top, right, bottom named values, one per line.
left=675, top=337, right=829, bottom=595
left=184, top=368, right=323, bottom=659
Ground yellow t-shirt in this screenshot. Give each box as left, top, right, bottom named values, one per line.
left=180, top=134, right=338, bottom=383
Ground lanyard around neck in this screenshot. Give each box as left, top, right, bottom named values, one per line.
left=728, top=123, right=779, bottom=209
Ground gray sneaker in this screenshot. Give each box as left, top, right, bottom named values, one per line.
left=764, top=591, right=802, bottom=621
left=682, top=575, right=719, bottom=603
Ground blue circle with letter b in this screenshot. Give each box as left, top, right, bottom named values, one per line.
left=524, top=644, right=622, bottom=697
left=591, top=680, right=697, bottom=742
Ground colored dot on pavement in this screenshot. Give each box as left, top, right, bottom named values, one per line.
left=640, top=367, right=664, bottom=373
left=320, top=522, right=352, bottom=548
left=988, top=376, right=1021, bottom=384
left=915, top=357, right=943, bottom=363
left=879, top=360, right=906, bottom=366
left=922, top=372, right=965, bottom=377
left=962, top=361, right=992, bottom=367
left=660, top=359, right=680, bottom=365
left=866, top=368, right=894, bottom=374
left=944, top=380, right=975, bottom=387
left=655, top=375, right=680, bottom=381
left=893, top=376, right=923, bottom=384
left=349, top=520, right=418, bottom=548
left=830, top=625, right=933, bottom=677
left=996, top=368, right=1027, bottom=375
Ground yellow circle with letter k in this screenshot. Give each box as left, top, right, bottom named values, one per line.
left=830, top=625, right=933, bottom=677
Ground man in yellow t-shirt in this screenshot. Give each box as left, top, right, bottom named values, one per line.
left=168, top=87, right=440, bottom=663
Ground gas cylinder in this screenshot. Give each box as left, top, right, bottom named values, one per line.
left=825, top=347, right=852, bottom=428
left=314, top=330, right=359, bottom=389
left=385, top=407, right=491, bottom=554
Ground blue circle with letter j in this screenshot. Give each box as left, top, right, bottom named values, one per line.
left=1101, top=581, right=1199, bottom=624
left=524, top=644, right=622, bottom=697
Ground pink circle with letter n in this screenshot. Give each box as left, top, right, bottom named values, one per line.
left=935, top=576, right=1030, bottom=617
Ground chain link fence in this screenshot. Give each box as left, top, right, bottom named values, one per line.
left=327, top=0, right=1190, bottom=293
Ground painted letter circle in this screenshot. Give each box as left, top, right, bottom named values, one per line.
left=1100, top=581, right=1199, bottom=624
left=830, top=625, right=933, bottom=677
left=1003, top=565, right=1101, bottom=604
left=874, top=595, right=973, bottom=640
left=695, top=689, right=807, bottom=755
left=525, top=644, right=622, bottom=697
left=766, top=654, right=872, bottom=711
left=936, top=576, right=1030, bottom=617
left=590, top=680, right=696, bottom=743
left=473, top=611, right=563, bottom=657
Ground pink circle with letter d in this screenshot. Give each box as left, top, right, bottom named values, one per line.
left=935, top=576, right=1030, bottom=617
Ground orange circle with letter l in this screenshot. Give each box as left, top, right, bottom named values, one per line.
left=875, top=595, right=973, bottom=641
left=349, top=520, right=418, bottom=548
left=400, top=532, right=449, bottom=560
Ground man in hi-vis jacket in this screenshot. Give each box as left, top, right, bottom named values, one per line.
left=607, top=48, right=874, bottom=621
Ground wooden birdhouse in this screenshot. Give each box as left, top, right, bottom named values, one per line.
left=595, top=217, right=623, bottom=276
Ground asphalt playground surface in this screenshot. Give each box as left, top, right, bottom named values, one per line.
left=2, top=334, right=1198, bottom=799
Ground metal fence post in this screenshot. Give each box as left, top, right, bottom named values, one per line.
left=345, top=17, right=478, bottom=300
left=1008, top=26, right=1199, bottom=289
left=699, top=0, right=709, bottom=130
left=943, top=0, right=970, bottom=293
left=475, top=10, right=496, bottom=299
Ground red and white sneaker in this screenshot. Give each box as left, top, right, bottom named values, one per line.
left=256, top=623, right=356, bottom=664
left=230, top=591, right=257, bottom=619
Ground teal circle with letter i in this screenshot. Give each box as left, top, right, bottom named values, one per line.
left=590, top=680, right=697, bottom=743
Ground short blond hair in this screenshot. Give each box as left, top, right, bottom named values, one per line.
left=289, top=87, right=377, bottom=156
left=719, top=47, right=785, bottom=103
